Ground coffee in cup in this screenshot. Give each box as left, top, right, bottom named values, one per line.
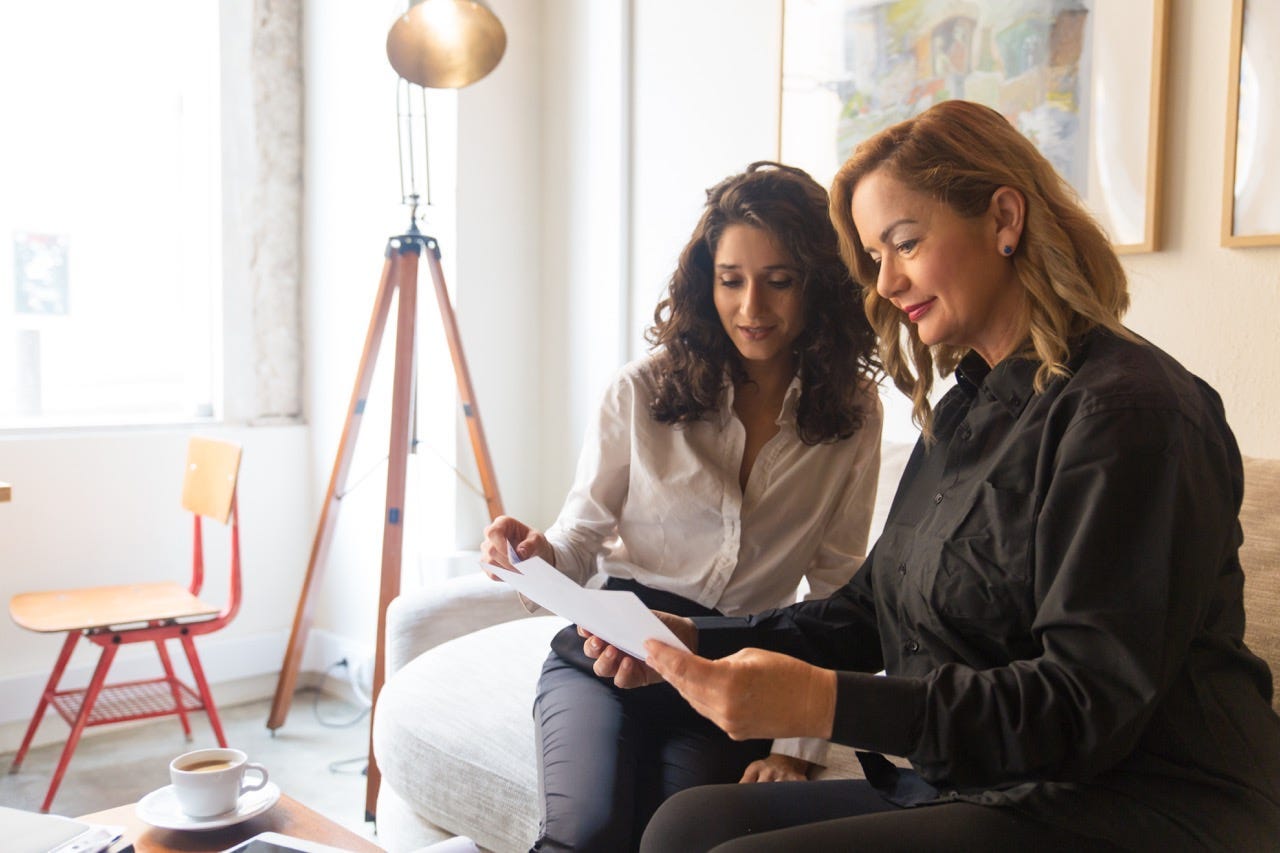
left=170, top=747, right=269, bottom=818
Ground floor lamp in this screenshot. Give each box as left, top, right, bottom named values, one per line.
left=265, top=0, right=508, bottom=821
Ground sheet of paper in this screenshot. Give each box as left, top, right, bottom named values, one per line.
left=491, top=548, right=690, bottom=660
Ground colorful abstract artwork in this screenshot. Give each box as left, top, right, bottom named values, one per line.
left=781, top=0, right=1167, bottom=251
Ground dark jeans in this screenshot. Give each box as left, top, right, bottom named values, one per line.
left=530, top=579, right=770, bottom=853
left=640, top=780, right=1122, bottom=852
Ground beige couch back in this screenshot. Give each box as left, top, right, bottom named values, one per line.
left=1241, top=457, right=1280, bottom=713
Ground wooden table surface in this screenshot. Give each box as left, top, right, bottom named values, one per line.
left=80, top=793, right=383, bottom=853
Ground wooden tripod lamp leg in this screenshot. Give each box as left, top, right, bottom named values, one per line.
left=422, top=238, right=504, bottom=519
left=364, top=238, right=420, bottom=820
left=266, top=245, right=402, bottom=732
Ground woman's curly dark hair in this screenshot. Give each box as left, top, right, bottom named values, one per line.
left=645, top=161, right=880, bottom=444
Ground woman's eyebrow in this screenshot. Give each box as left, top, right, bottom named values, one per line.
left=879, top=218, right=919, bottom=243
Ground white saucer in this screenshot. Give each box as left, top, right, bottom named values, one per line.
left=136, top=781, right=281, bottom=831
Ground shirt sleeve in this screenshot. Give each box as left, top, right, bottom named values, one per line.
left=543, top=371, right=633, bottom=586
left=801, top=390, right=883, bottom=601
left=695, top=568, right=885, bottom=764
left=769, top=736, right=831, bottom=766
left=836, top=403, right=1242, bottom=785
left=694, top=554, right=884, bottom=671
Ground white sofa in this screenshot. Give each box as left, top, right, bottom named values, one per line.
left=370, top=441, right=914, bottom=853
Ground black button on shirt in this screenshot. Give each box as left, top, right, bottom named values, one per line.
left=695, top=330, right=1280, bottom=849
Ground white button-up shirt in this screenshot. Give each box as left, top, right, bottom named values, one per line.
left=544, top=357, right=882, bottom=764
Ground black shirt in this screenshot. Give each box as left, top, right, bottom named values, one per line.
left=697, top=330, right=1280, bottom=850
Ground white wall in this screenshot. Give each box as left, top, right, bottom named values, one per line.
left=452, top=0, right=547, bottom=542
left=1121, top=1, right=1280, bottom=458
left=536, top=0, right=631, bottom=522
left=629, top=0, right=785, bottom=359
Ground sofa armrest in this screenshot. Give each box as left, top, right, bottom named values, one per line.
left=386, top=570, right=534, bottom=676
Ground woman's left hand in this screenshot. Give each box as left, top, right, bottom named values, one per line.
left=643, top=641, right=837, bottom=742
left=739, top=753, right=813, bottom=783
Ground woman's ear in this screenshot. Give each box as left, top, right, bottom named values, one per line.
left=991, top=186, right=1026, bottom=257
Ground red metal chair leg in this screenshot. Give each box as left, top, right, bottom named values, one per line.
left=40, top=641, right=119, bottom=812
left=10, top=632, right=79, bottom=773
left=180, top=634, right=226, bottom=747
left=155, top=638, right=193, bottom=740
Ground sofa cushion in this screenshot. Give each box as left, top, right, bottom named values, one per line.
left=1240, top=456, right=1280, bottom=712
left=374, top=616, right=567, bottom=853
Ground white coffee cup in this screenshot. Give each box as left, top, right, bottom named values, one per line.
left=169, top=747, right=269, bottom=818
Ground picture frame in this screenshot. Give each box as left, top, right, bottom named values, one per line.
left=777, top=0, right=1170, bottom=254
left=1221, top=0, right=1280, bottom=247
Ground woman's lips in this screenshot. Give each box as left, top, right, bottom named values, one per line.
left=904, top=299, right=935, bottom=323
left=738, top=325, right=776, bottom=341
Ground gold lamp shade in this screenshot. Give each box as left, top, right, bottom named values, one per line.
left=387, top=0, right=507, bottom=89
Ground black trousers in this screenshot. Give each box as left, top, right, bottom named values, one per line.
left=639, top=780, right=1123, bottom=852
left=530, top=580, right=771, bottom=853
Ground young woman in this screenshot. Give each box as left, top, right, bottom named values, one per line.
left=480, top=161, right=883, bottom=851
left=590, top=101, right=1280, bottom=852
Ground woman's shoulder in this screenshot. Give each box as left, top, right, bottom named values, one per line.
left=1062, top=329, right=1229, bottom=439
left=601, top=355, right=670, bottom=412
left=614, top=355, right=661, bottom=392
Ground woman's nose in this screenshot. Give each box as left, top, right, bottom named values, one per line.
left=876, top=258, right=904, bottom=300
left=741, top=280, right=766, bottom=317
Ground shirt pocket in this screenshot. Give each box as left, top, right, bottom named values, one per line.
left=929, top=481, right=1036, bottom=637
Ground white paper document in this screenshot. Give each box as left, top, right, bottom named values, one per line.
left=490, top=546, right=691, bottom=660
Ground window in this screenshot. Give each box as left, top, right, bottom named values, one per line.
left=0, top=1, right=220, bottom=427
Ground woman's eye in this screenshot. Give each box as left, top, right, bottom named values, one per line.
left=896, top=239, right=919, bottom=254
left=719, top=277, right=743, bottom=288
left=768, top=278, right=794, bottom=289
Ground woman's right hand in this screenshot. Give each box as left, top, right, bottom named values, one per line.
left=479, top=515, right=555, bottom=580
left=581, top=611, right=697, bottom=688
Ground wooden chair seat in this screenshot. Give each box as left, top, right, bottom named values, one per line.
left=9, top=582, right=220, bottom=633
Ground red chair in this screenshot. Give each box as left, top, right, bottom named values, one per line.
left=7, top=437, right=243, bottom=812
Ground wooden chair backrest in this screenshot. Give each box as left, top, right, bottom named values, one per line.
left=181, top=437, right=242, bottom=523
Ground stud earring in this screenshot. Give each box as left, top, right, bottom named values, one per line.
left=1002, top=245, right=1014, bottom=256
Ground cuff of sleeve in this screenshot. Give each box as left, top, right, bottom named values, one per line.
left=831, top=671, right=925, bottom=758
left=770, top=737, right=830, bottom=766
left=688, top=616, right=755, bottom=659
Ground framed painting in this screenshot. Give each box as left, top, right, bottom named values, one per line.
left=778, top=0, right=1170, bottom=253
left=1222, top=0, right=1280, bottom=247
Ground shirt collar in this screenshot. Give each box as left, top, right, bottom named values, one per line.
left=955, top=350, right=1037, bottom=418
left=719, top=372, right=804, bottom=428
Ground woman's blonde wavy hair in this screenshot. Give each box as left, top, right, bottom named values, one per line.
left=829, top=99, right=1133, bottom=437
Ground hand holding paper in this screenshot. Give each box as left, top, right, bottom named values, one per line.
left=486, top=546, right=690, bottom=661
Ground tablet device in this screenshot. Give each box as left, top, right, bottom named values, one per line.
left=220, top=831, right=355, bottom=853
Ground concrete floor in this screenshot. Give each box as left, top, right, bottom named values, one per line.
left=0, top=691, right=379, bottom=847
